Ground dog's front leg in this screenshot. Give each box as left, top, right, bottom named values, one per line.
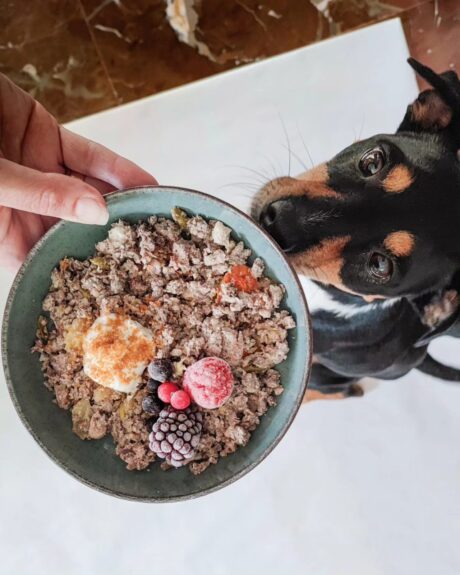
left=303, top=362, right=363, bottom=403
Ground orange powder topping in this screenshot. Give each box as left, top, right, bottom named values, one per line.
left=84, top=314, right=155, bottom=389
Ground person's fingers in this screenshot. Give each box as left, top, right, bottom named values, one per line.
left=59, top=127, right=158, bottom=189
left=85, top=176, right=115, bottom=195
left=0, top=232, right=28, bottom=272
left=63, top=168, right=116, bottom=195
left=0, top=206, right=26, bottom=271
left=0, top=158, right=109, bottom=225
left=0, top=207, right=45, bottom=271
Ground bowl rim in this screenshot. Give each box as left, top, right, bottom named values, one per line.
left=2, top=185, right=312, bottom=502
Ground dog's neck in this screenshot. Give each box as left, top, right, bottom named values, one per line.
left=305, top=273, right=460, bottom=328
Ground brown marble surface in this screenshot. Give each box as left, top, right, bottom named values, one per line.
left=0, top=0, right=117, bottom=122
left=401, top=0, right=460, bottom=90
left=0, top=0, right=458, bottom=122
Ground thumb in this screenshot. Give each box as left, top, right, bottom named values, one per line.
left=0, top=158, right=109, bottom=225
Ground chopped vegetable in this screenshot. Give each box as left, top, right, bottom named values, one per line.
left=171, top=207, right=189, bottom=230
left=37, top=316, right=49, bottom=342
left=90, top=257, right=110, bottom=270
left=223, top=265, right=259, bottom=293
left=71, top=399, right=92, bottom=439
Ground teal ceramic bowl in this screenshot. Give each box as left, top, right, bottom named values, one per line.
left=2, top=187, right=311, bottom=502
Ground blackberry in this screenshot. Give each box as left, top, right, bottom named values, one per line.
left=147, top=359, right=173, bottom=383
left=146, top=378, right=161, bottom=393
left=149, top=405, right=203, bottom=467
left=142, top=395, right=163, bottom=416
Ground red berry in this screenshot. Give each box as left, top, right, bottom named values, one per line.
left=157, top=382, right=179, bottom=403
left=183, top=357, right=234, bottom=409
left=170, top=389, right=191, bottom=410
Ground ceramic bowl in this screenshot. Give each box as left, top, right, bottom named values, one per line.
left=2, top=186, right=311, bottom=501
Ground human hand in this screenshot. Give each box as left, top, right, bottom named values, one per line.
left=0, top=73, right=157, bottom=271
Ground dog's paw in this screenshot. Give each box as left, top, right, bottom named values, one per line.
left=347, top=383, right=364, bottom=397
left=422, top=289, right=459, bottom=328
left=303, top=383, right=363, bottom=403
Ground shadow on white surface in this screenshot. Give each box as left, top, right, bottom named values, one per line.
left=1, top=18, right=459, bottom=575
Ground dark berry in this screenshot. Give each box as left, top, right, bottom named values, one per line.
left=142, top=396, right=163, bottom=416
left=149, top=405, right=202, bottom=467
left=147, top=359, right=173, bottom=382
left=147, top=378, right=161, bottom=393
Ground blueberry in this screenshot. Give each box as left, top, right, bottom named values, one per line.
left=142, top=396, right=163, bottom=416
left=147, top=378, right=161, bottom=393
left=147, top=359, right=173, bottom=382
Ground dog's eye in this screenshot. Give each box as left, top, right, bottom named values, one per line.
left=367, top=252, right=393, bottom=282
left=359, top=148, right=385, bottom=177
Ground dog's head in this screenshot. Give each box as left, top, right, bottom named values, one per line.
left=253, top=60, right=460, bottom=300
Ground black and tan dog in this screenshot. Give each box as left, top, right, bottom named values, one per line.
left=252, top=59, right=460, bottom=401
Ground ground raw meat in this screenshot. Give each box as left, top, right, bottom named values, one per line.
left=33, top=210, right=294, bottom=474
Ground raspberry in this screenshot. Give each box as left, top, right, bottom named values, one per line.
left=157, top=382, right=179, bottom=403
left=149, top=405, right=203, bottom=467
left=170, top=389, right=191, bottom=410
left=183, top=357, right=234, bottom=409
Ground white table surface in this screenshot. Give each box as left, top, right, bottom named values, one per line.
left=2, top=18, right=460, bottom=575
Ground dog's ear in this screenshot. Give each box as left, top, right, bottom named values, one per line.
left=398, top=59, right=460, bottom=149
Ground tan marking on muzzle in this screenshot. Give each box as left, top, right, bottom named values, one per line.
left=383, top=165, right=414, bottom=193
left=289, top=236, right=351, bottom=287
left=296, top=163, right=340, bottom=199
left=384, top=231, right=415, bottom=257
left=253, top=164, right=340, bottom=214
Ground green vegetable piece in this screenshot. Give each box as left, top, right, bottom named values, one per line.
left=37, top=316, right=49, bottom=342
left=90, top=257, right=110, bottom=270
left=171, top=207, right=189, bottom=230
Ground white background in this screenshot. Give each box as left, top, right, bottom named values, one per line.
left=2, top=19, right=460, bottom=575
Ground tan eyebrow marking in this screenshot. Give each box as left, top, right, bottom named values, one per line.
left=384, top=231, right=415, bottom=257
left=383, top=165, right=414, bottom=193
left=289, top=236, right=351, bottom=287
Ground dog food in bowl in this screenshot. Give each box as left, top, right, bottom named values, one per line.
left=33, top=208, right=295, bottom=474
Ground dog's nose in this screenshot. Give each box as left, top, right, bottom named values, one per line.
left=259, top=200, right=298, bottom=251
left=259, top=201, right=282, bottom=229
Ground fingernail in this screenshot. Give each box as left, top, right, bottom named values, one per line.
left=74, top=197, right=109, bottom=225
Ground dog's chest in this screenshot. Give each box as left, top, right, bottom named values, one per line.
left=301, top=278, right=430, bottom=377
left=300, top=277, right=395, bottom=319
